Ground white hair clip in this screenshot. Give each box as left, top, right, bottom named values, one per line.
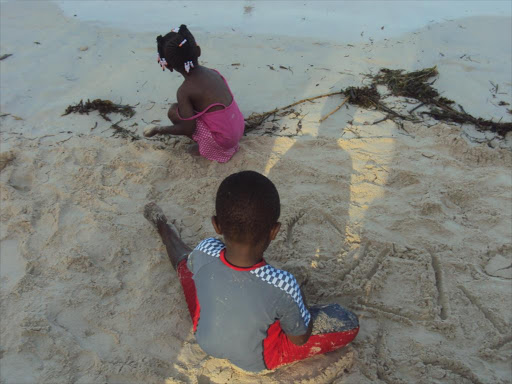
left=184, top=61, right=194, bottom=73
left=157, top=53, right=168, bottom=71
left=171, top=27, right=179, bottom=33
left=179, top=39, right=187, bottom=47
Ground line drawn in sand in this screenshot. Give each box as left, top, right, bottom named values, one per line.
left=421, top=356, right=486, bottom=384
left=317, top=208, right=345, bottom=236
left=356, top=245, right=439, bottom=324
left=285, top=210, right=305, bottom=249
left=488, top=334, right=512, bottom=350
left=374, top=327, right=404, bottom=384
left=353, top=302, right=415, bottom=326
left=365, top=247, right=390, bottom=282
left=339, top=242, right=369, bottom=282
left=429, top=251, right=449, bottom=320
left=458, top=285, right=508, bottom=335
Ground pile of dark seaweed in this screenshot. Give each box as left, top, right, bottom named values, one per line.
left=245, top=67, right=511, bottom=137
left=63, top=99, right=136, bottom=121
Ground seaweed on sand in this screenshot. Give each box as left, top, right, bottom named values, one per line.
left=62, top=99, right=136, bottom=121
left=245, top=66, right=511, bottom=137
left=370, top=67, right=441, bottom=102
left=370, top=66, right=511, bottom=136
left=343, top=85, right=416, bottom=124
left=109, top=119, right=141, bottom=141
left=426, top=106, right=512, bottom=137
left=343, top=85, right=381, bottom=108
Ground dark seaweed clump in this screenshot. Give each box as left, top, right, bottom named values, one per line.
left=63, top=99, right=136, bottom=121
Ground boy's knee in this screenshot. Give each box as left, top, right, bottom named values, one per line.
left=335, top=304, right=359, bottom=330
left=349, top=310, right=359, bottom=330
left=168, top=103, right=180, bottom=124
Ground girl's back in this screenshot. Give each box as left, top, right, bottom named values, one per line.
left=183, top=67, right=233, bottom=113
left=178, top=68, right=244, bottom=152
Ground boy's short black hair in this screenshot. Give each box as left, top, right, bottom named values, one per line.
left=156, top=24, right=199, bottom=72
left=216, top=171, right=280, bottom=245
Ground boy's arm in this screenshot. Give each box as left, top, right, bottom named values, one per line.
left=277, top=283, right=313, bottom=346
left=286, top=318, right=313, bottom=346
left=285, top=287, right=312, bottom=345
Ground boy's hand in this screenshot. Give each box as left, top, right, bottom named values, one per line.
left=143, top=124, right=160, bottom=137
left=286, top=319, right=313, bottom=346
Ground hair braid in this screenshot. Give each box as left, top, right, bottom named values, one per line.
left=156, top=25, right=199, bottom=73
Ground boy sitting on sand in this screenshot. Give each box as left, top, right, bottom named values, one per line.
left=143, top=171, right=359, bottom=372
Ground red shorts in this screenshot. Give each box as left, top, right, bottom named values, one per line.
left=177, top=259, right=201, bottom=332
left=177, top=260, right=359, bottom=370
left=262, top=313, right=359, bottom=370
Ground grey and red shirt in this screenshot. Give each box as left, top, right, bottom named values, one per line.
left=187, top=237, right=311, bottom=372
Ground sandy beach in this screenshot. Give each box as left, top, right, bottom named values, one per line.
left=1, top=1, right=511, bottom=383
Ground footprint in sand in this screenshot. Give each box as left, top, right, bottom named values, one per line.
left=181, top=215, right=203, bottom=234
left=8, top=167, right=33, bottom=192
left=484, top=254, right=512, bottom=279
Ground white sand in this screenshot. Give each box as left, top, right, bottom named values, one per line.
left=1, top=2, right=511, bottom=383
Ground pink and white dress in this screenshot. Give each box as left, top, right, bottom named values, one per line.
left=178, top=70, right=245, bottom=163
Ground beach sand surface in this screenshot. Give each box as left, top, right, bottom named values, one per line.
left=1, top=1, right=511, bottom=383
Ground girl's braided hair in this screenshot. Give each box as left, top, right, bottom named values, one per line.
left=156, top=25, right=199, bottom=73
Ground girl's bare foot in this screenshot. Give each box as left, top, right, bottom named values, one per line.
left=143, top=124, right=160, bottom=138
left=143, top=202, right=167, bottom=228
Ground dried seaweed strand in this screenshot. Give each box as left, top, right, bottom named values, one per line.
left=245, top=91, right=343, bottom=132
left=319, top=96, right=350, bottom=123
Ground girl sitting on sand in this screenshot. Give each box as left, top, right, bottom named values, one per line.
left=144, top=25, right=245, bottom=163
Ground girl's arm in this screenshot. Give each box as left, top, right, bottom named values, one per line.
left=155, top=123, right=195, bottom=137
left=144, top=89, right=196, bottom=138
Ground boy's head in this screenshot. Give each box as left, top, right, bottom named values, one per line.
left=213, top=171, right=281, bottom=246
left=156, top=24, right=200, bottom=73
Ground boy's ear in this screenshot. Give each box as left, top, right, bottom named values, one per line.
left=211, top=216, right=222, bottom=235
left=197, top=46, right=201, bottom=58
left=269, top=222, right=281, bottom=241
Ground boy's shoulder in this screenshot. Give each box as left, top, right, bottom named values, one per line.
left=191, top=237, right=298, bottom=281
left=250, top=263, right=304, bottom=308
left=194, top=237, right=224, bottom=257
left=187, top=237, right=223, bottom=274
left=191, top=237, right=304, bottom=304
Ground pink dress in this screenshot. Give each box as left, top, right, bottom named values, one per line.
left=178, top=70, right=245, bottom=163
